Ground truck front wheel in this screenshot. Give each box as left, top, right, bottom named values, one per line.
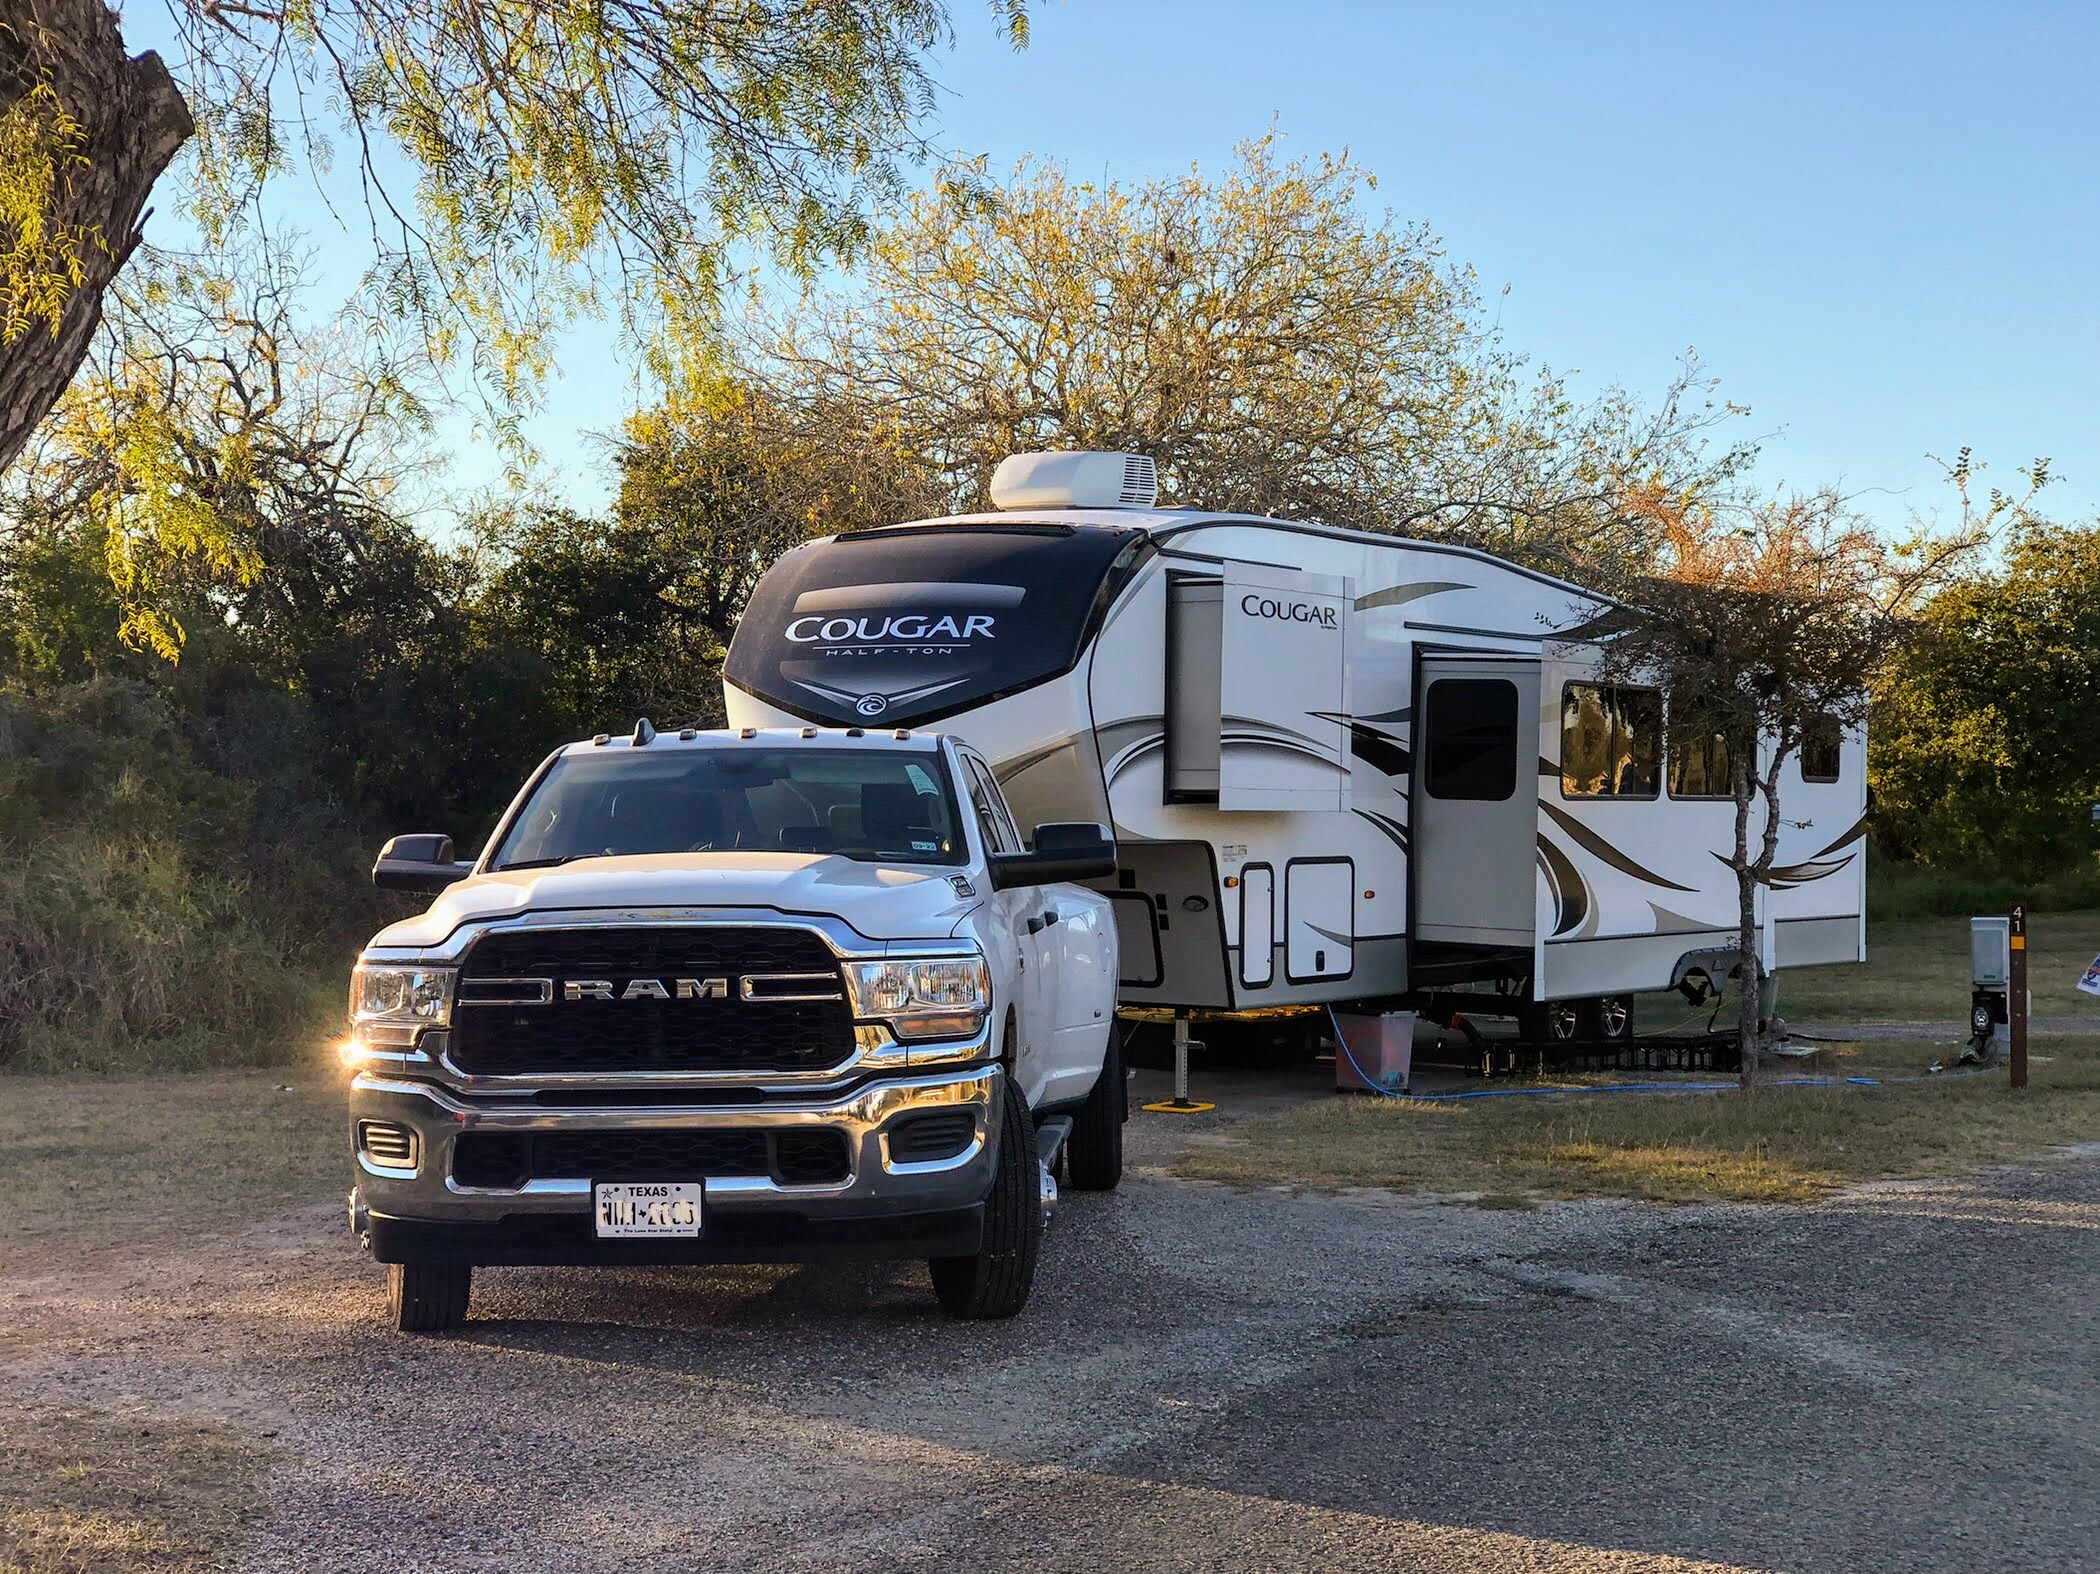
left=388, top=1261, right=471, bottom=1333
left=1063, top=1028, right=1124, bottom=1192
left=929, top=1077, right=1042, bottom=1319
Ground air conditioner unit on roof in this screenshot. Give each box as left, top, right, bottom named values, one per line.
left=989, top=451, right=1158, bottom=512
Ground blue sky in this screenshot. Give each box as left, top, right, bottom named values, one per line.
left=132, top=1, right=2098, bottom=529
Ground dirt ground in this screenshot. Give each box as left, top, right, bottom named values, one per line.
left=4, top=1063, right=2098, bottom=1572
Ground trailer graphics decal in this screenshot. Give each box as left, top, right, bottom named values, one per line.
left=1538, top=800, right=1698, bottom=894
left=1537, top=836, right=1591, bottom=937
left=1313, top=706, right=1410, bottom=779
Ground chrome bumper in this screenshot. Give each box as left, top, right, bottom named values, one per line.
left=347, top=1063, right=1001, bottom=1231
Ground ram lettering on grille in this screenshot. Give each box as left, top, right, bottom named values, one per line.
left=449, top=928, right=854, bottom=1075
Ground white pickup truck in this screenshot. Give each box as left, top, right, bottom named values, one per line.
left=341, top=724, right=1123, bottom=1331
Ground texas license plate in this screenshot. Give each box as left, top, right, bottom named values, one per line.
left=593, top=1182, right=703, bottom=1239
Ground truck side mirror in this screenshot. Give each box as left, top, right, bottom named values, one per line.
left=989, top=822, right=1117, bottom=889
left=373, top=834, right=473, bottom=894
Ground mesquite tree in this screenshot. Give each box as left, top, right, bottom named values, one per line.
left=0, top=2, right=191, bottom=474
left=0, top=0, right=1030, bottom=485
left=1595, top=456, right=2046, bottom=1084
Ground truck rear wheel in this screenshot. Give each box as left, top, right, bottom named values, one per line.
left=388, top=1261, right=471, bottom=1333
left=929, top=1077, right=1041, bottom=1319
left=1063, top=1029, right=1124, bottom=1192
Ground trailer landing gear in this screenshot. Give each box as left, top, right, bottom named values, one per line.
left=1141, top=1011, right=1216, bottom=1114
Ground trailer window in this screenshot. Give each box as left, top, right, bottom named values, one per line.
left=1667, top=713, right=1735, bottom=799
left=1801, top=715, right=1843, bottom=783
left=1424, top=678, right=1518, bottom=801
left=1561, top=683, right=1660, bottom=799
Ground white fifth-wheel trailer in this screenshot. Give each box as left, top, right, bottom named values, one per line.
left=721, top=451, right=1866, bottom=1032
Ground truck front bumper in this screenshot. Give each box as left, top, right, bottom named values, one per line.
left=347, top=1063, right=1000, bottom=1267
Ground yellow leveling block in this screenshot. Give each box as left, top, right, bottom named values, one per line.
left=1141, top=1097, right=1217, bottom=1114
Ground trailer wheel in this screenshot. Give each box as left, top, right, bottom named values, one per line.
left=929, top=1076, right=1042, bottom=1320
left=387, top=1262, right=471, bottom=1334
left=1519, top=1001, right=1580, bottom=1045
left=1064, top=1028, right=1124, bottom=1192
left=1581, top=995, right=1635, bottom=1040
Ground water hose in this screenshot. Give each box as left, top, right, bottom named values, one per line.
left=1322, top=1001, right=2001, bottom=1102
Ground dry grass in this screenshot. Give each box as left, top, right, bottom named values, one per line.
left=0, top=1066, right=345, bottom=1272
left=1178, top=1040, right=2100, bottom=1205
left=0, top=1408, right=272, bottom=1574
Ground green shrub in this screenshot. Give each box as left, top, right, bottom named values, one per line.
left=0, top=681, right=385, bottom=1071
left=1868, top=858, right=2100, bottom=920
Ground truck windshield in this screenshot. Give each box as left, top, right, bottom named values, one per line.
left=489, top=748, right=967, bottom=870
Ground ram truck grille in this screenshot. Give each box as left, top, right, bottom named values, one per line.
left=449, top=927, right=854, bottom=1076
left=452, top=1128, right=852, bottom=1188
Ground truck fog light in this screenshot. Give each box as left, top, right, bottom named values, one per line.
left=357, top=1120, right=419, bottom=1170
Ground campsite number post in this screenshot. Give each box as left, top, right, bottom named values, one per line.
left=2008, top=903, right=2028, bottom=1092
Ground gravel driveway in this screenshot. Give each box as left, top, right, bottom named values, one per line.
left=6, top=1084, right=2097, bottom=1572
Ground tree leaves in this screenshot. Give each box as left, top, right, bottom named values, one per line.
left=721, top=141, right=1754, bottom=574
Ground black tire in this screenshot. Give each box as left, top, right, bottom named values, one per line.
left=929, top=1075, right=1042, bottom=1319
left=1580, top=995, right=1635, bottom=1041
left=1064, top=1029, right=1124, bottom=1192
left=388, top=1261, right=471, bottom=1333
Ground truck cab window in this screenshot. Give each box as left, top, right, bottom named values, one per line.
left=1561, top=682, right=1661, bottom=800
left=961, top=757, right=1020, bottom=855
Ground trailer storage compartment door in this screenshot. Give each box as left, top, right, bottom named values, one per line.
left=1218, top=563, right=1351, bottom=812
left=1285, top=858, right=1354, bottom=981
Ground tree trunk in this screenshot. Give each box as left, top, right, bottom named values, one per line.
left=0, top=0, right=191, bottom=475
left=1733, top=766, right=1760, bottom=1089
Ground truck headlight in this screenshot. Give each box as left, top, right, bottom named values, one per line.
left=842, top=956, right=990, bottom=1041
left=349, top=963, right=457, bottom=1047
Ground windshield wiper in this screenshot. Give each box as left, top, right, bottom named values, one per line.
left=496, top=854, right=599, bottom=871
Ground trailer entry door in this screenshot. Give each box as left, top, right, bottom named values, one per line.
left=1411, top=656, right=1539, bottom=951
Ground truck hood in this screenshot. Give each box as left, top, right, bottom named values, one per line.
left=365, top=853, right=982, bottom=951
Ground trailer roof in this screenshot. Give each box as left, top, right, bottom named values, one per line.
left=857, top=508, right=1604, bottom=603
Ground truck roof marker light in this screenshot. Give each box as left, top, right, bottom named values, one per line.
left=845, top=726, right=865, bottom=738
left=739, top=727, right=758, bottom=740
left=591, top=733, right=610, bottom=746
left=632, top=717, right=656, bottom=746
left=799, top=726, right=817, bottom=739
left=894, top=729, right=910, bottom=740
left=678, top=728, right=697, bottom=741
